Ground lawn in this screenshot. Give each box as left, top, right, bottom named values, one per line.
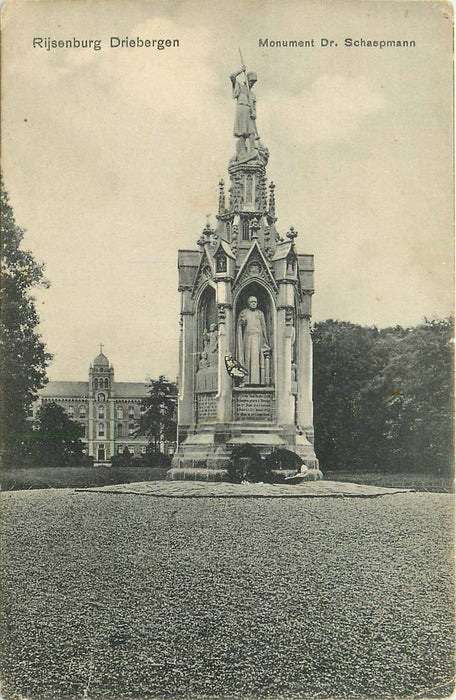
left=324, top=471, right=454, bottom=493
left=1, top=489, right=454, bottom=699
left=2, top=466, right=168, bottom=491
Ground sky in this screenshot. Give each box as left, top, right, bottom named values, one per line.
left=2, top=0, right=453, bottom=382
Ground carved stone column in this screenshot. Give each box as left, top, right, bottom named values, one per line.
left=215, top=280, right=233, bottom=423
left=296, top=294, right=314, bottom=432
left=177, top=288, right=195, bottom=443
left=276, top=282, right=295, bottom=426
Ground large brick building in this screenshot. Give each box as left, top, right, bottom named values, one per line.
left=36, top=348, right=149, bottom=465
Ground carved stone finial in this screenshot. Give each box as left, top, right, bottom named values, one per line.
left=218, top=180, right=225, bottom=214
left=287, top=226, right=298, bottom=241
left=231, top=224, right=239, bottom=254
left=268, top=181, right=276, bottom=219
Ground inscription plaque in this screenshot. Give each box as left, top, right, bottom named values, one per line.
left=197, top=393, right=217, bottom=422
left=234, top=391, right=275, bottom=421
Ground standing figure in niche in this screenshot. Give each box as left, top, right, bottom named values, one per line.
left=236, top=296, right=270, bottom=385
left=203, top=323, right=218, bottom=367
left=198, top=350, right=209, bottom=371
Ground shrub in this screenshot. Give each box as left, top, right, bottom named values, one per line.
left=110, top=449, right=171, bottom=469
left=228, top=444, right=274, bottom=483
left=263, top=448, right=302, bottom=475
left=140, top=450, right=171, bottom=468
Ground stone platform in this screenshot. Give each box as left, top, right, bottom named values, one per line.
left=77, top=480, right=412, bottom=499
left=170, top=421, right=319, bottom=479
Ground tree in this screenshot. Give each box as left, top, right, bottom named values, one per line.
left=378, top=319, right=454, bottom=474
left=136, top=376, right=177, bottom=454
left=0, top=176, right=52, bottom=467
left=26, top=402, right=85, bottom=468
left=312, top=318, right=454, bottom=474
left=312, top=320, right=383, bottom=470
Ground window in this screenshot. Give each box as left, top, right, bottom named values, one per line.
left=98, top=423, right=105, bottom=438
left=79, top=406, right=86, bottom=418
left=117, top=407, right=124, bottom=419
left=117, top=423, right=123, bottom=437
left=141, top=446, right=147, bottom=455
left=128, top=445, right=135, bottom=455
left=104, top=378, right=109, bottom=389
left=128, top=406, right=135, bottom=418
left=128, top=423, right=135, bottom=436
left=241, top=218, right=250, bottom=241
left=140, top=404, right=146, bottom=413
left=98, top=406, right=105, bottom=419
left=94, top=378, right=98, bottom=390
left=216, top=254, right=227, bottom=273
left=67, top=406, right=74, bottom=417
left=97, top=392, right=105, bottom=402
left=117, top=446, right=124, bottom=455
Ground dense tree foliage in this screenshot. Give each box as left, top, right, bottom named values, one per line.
left=136, top=376, right=177, bottom=454
left=24, top=402, right=86, bottom=468
left=313, top=319, right=454, bottom=474
left=0, top=177, right=52, bottom=467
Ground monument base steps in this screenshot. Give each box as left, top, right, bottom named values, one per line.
left=168, top=421, right=319, bottom=480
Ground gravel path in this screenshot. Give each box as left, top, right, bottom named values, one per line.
left=2, top=489, right=454, bottom=699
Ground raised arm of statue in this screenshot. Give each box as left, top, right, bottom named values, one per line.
left=230, top=67, right=245, bottom=83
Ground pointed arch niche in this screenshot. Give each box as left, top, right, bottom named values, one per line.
left=195, top=284, right=218, bottom=394
left=234, top=281, right=275, bottom=387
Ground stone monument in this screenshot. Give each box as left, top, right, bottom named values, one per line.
left=169, top=64, right=319, bottom=479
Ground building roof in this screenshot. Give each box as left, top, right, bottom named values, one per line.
left=271, top=241, right=293, bottom=261
left=41, top=382, right=89, bottom=397
left=113, top=382, right=149, bottom=397
left=178, top=249, right=200, bottom=288
left=93, top=352, right=110, bottom=367
left=214, top=239, right=236, bottom=259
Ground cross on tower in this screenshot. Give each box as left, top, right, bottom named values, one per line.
left=99, top=342, right=104, bottom=354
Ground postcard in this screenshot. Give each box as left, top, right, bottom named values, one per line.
left=1, top=1, right=454, bottom=698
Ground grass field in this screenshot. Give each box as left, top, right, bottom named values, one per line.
left=2, top=466, right=168, bottom=491
left=1, top=489, right=454, bottom=699
left=2, top=467, right=453, bottom=493
left=324, top=471, right=454, bottom=493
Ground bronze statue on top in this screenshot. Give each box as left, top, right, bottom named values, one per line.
left=230, top=65, right=258, bottom=158
left=230, top=61, right=269, bottom=166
